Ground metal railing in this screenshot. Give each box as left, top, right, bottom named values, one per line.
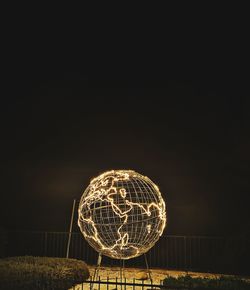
left=72, top=276, right=250, bottom=290
left=73, top=277, right=183, bottom=290
left=3, top=231, right=250, bottom=275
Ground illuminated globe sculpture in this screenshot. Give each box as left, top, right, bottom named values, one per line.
left=78, top=170, right=166, bottom=259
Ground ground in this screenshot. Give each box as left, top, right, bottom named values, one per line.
left=69, top=265, right=224, bottom=290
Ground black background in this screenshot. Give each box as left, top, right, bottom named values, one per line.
left=1, top=7, right=249, bottom=237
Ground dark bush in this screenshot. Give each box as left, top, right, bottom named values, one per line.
left=0, top=256, right=89, bottom=290
left=163, top=274, right=250, bottom=290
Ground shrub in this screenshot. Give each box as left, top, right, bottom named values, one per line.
left=0, top=256, right=89, bottom=290
left=163, top=274, right=250, bottom=290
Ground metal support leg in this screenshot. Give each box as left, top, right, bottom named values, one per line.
left=119, top=259, right=124, bottom=290
left=91, top=253, right=102, bottom=290
left=122, top=260, right=125, bottom=290
left=144, top=253, right=152, bottom=281
left=119, top=259, right=122, bottom=280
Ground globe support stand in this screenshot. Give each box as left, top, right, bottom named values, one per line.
left=144, top=253, right=152, bottom=281
left=119, top=259, right=125, bottom=281
left=91, top=253, right=102, bottom=290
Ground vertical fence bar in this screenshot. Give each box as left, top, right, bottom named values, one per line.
left=189, top=236, right=192, bottom=270
left=184, top=236, right=187, bottom=271
left=198, top=236, right=201, bottom=270
left=44, top=232, right=47, bottom=257
left=174, top=236, right=177, bottom=268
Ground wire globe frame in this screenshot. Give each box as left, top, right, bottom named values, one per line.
left=78, top=170, right=167, bottom=259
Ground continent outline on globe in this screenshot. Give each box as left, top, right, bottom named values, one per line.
left=78, top=170, right=167, bottom=259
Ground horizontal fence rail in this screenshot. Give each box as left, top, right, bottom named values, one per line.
left=2, top=231, right=250, bottom=275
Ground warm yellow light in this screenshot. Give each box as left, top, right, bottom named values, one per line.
left=78, top=170, right=167, bottom=259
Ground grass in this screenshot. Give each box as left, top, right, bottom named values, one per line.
left=0, top=256, right=89, bottom=290
left=163, top=274, right=250, bottom=290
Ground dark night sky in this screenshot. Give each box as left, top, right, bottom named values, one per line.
left=1, top=12, right=250, bottom=237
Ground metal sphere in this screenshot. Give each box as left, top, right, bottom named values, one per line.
left=78, top=170, right=166, bottom=259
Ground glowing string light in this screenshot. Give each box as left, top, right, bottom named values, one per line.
left=78, top=170, right=167, bottom=259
